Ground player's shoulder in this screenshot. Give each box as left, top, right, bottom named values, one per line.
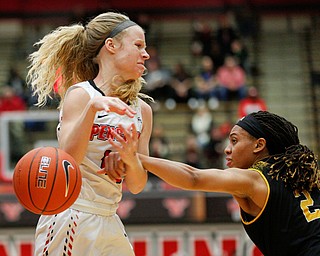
left=137, top=98, right=152, bottom=111
left=67, top=81, right=100, bottom=99
left=66, top=81, right=90, bottom=94
left=138, top=98, right=153, bottom=116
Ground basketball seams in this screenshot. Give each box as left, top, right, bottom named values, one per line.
left=41, top=147, right=59, bottom=214
left=28, top=147, right=43, bottom=213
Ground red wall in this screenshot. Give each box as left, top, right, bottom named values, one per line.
left=0, top=0, right=98, bottom=13
left=0, top=0, right=318, bottom=13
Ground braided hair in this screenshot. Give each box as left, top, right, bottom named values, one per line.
left=250, top=111, right=319, bottom=192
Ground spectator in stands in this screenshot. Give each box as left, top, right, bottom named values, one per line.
left=191, top=19, right=213, bottom=57
left=0, top=86, right=26, bottom=112
left=230, top=38, right=250, bottom=74
left=238, top=86, right=267, bottom=118
left=199, top=55, right=217, bottom=80
left=192, top=56, right=219, bottom=101
left=190, top=104, right=213, bottom=148
left=170, top=61, right=193, bottom=103
left=216, top=55, right=247, bottom=101
left=216, top=15, right=238, bottom=57
left=209, top=40, right=225, bottom=70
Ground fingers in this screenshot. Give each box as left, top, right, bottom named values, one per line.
left=100, top=152, right=126, bottom=183
left=106, top=123, right=139, bottom=169
left=97, top=169, right=106, bottom=174
left=108, top=134, right=122, bottom=151
left=98, top=123, right=139, bottom=179
left=108, top=123, right=138, bottom=155
left=106, top=98, right=136, bottom=118
left=92, top=96, right=137, bottom=118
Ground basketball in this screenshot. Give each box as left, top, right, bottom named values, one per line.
left=13, top=147, right=82, bottom=215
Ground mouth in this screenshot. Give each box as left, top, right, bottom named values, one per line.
left=137, top=62, right=145, bottom=69
left=225, top=158, right=232, bottom=167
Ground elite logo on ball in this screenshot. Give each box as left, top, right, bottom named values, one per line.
left=36, top=156, right=51, bottom=189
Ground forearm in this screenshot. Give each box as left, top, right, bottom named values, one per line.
left=125, top=155, right=148, bottom=194
left=139, top=154, right=199, bottom=190
left=59, top=102, right=96, bottom=163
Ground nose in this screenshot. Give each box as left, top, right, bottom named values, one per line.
left=143, top=49, right=150, bottom=60
left=224, top=143, right=231, bottom=155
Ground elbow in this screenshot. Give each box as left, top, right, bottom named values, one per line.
left=128, top=183, right=145, bottom=194
left=130, top=188, right=143, bottom=195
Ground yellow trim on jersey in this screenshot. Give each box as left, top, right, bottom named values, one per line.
left=240, top=168, right=270, bottom=225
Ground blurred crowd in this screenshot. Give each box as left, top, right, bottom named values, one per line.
left=142, top=12, right=255, bottom=107
left=142, top=11, right=267, bottom=169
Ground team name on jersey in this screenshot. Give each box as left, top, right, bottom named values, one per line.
left=90, top=124, right=140, bottom=141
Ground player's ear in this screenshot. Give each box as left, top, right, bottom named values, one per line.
left=105, top=38, right=116, bottom=53
left=253, top=138, right=267, bottom=153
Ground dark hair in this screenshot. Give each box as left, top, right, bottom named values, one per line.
left=251, top=111, right=319, bottom=192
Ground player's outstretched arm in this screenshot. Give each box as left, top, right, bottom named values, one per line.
left=109, top=124, right=252, bottom=195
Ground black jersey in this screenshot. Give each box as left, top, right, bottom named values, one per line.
left=241, top=159, right=320, bottom=256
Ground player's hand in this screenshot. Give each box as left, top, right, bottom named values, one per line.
left=97, top=152, right=126, bottom=182
left=90, top=96, right=136, bottom=118
left=108, top=123, right=139, bottom=166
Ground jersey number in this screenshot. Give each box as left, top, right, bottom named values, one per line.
left=294, top=191, right=320, bottom=222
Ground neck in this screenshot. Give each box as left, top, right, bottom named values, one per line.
left=254, top=152, right=270, bottom=164
left=93, top=77, right=112, bottom=96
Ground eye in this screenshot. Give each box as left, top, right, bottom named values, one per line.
left=230, top=137, right=237, bottom=145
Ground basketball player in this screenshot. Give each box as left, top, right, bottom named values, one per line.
left=27, top=12, right=152, bottom=255
left=109, top=111, right=320, bottom=255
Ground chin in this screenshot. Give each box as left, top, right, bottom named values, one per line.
left=124, top=72, right=142, bottom=81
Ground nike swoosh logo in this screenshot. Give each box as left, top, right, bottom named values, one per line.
left=62, top=160, right=73, bottom=197
left=97, top=114, right=108, bottom=118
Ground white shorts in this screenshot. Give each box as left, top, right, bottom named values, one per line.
left=34, top=208, right=135, bottom=256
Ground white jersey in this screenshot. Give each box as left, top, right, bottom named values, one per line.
left=57, top=80, right=143, bottom=216
left=34, top=80, right=139, bottom=255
